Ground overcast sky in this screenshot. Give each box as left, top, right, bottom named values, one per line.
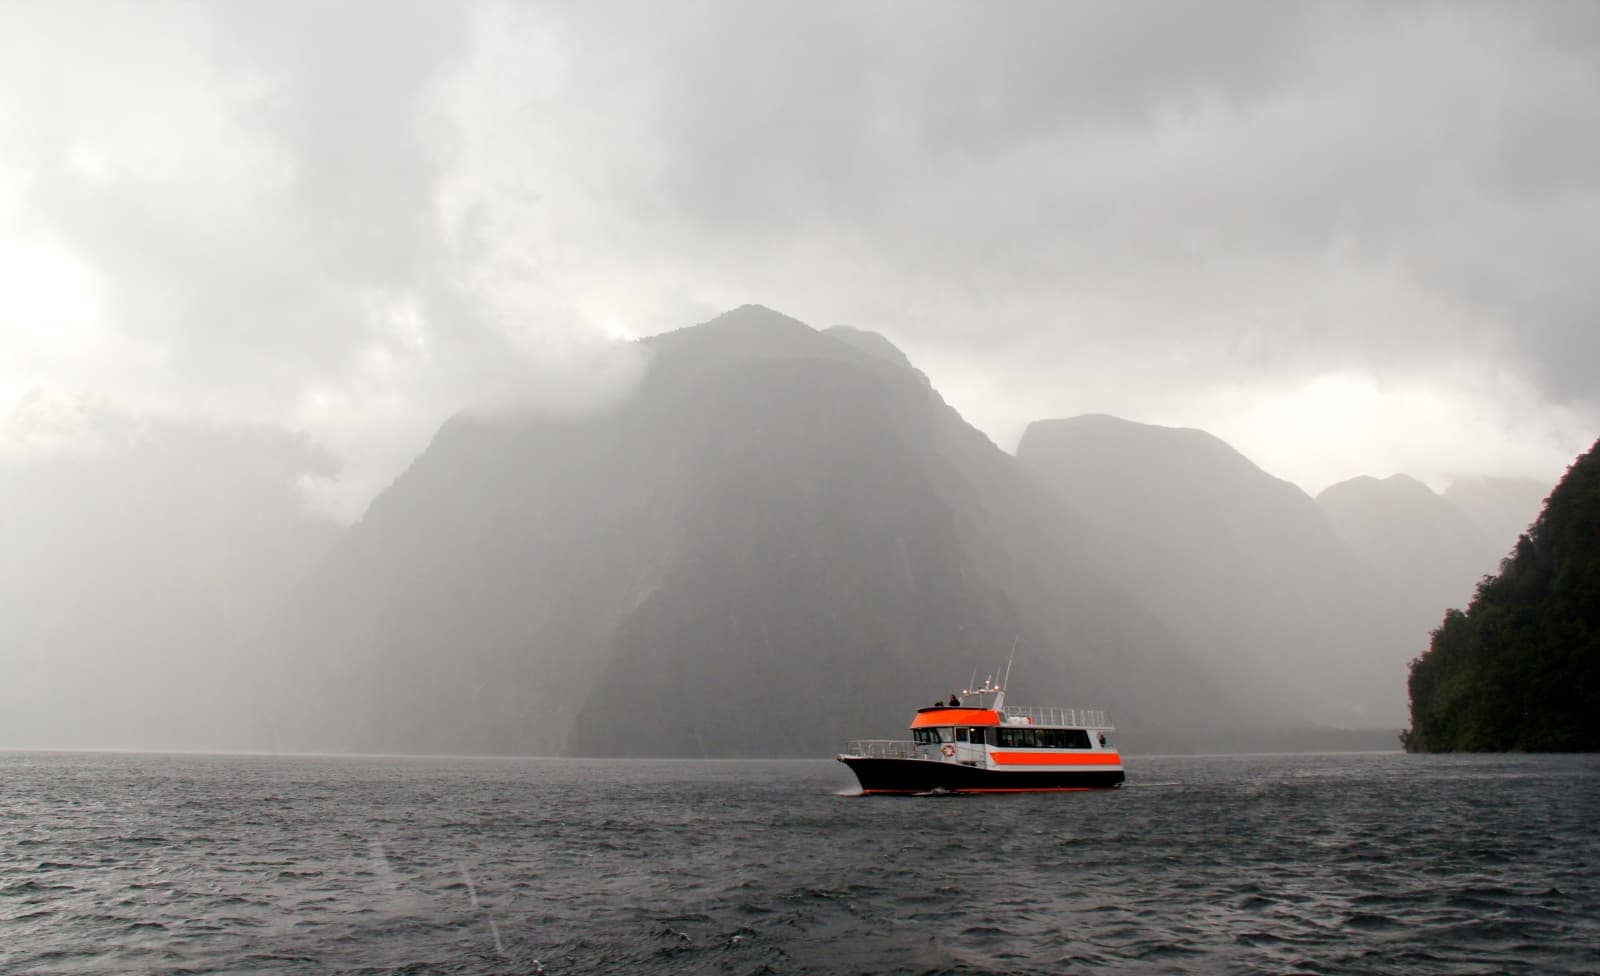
left=2, top=1, right=1595, bottom=521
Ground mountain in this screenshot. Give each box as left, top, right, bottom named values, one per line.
left=1016, top=414, right=1415, bottom=728
left=1404, top=438, right=1600, bottom=751
left=256, top=307, right=1269, bottom=757
left=1443, top=476, right=1551, bottom=555
left=1316, top=474, right=1501, bottom=620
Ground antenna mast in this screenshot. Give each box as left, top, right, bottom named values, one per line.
left=993, top=635, right=1019, bottom=711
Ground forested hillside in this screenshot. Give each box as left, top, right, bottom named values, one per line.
left=1404, top=438, right=1600, bottom=752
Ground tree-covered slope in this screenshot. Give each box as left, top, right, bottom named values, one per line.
left=1404, top=438, right=1600, bottom=752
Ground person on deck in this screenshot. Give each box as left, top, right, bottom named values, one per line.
left=948, top=693, right=961, bottom=706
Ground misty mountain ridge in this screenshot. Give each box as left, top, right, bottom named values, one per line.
left=1442, top=475, right=1551, bottom=555
left=2, top=305, right=1574, bottom=756
left=254, top=306, right=1426, bottom=755
left=1017, top=413, right=1415, bottom=726
left=259, top=305, right=1243, bottom=756
left=1317, top=474, right=1503, bottom=621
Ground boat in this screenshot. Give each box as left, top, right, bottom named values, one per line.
left=836, top=669, right=1124, bottom=794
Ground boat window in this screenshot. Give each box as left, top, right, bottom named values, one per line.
left=970, top=727, right=988, bottom=746
left=955, top=728, right=969, bottom=743
left=994, top=727, right=1093, bottom=748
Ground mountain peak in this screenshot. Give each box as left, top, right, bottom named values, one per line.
left=710, top=303, right=810, bottom=330
left=674, top=304, right=813, bottom=339
left=1317, top=473, right=1437, bottom=504
left=1018, top=414, right=1278, bottom=490
left=1315, top=468, right=1498, bottom=618
left=639, top=304, right=828, bottom=364
left=1024, top=413, right=1227, bottom=444
left=636, top=307, right=943, bottom=400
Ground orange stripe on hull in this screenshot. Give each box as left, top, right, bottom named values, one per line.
left=909, top=709, right=1001, bottom=728
left=859, top=786, right=1102, bottom=794
left=989, top=751, right=1123, bottom=766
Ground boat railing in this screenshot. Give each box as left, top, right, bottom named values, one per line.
left=841, top=739, right=919, bottom=759
left=1002, top=705, right=1113, bottom=729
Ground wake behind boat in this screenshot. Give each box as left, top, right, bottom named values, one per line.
left=836, top=671, right=1124, bottom=794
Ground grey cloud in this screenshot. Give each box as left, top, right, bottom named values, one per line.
left=3, top=2, right=649, bottom=515
left=522, top=1, right=1599, bottom=404
left=1, top=0, right=1595, bottom=513
left=24, top=2, right=485, bottom=388
left=218, top=2, right=470, bottom=289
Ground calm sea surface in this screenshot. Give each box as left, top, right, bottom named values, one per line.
left=1, top=750, right=1596, bottom=975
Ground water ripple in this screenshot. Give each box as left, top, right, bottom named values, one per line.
left=1, top=751, right=1597, bottom=974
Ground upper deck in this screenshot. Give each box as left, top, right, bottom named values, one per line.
left=1002, top=705, right=1112, bottom=729
left=910, top=704, right=1114, bottom=730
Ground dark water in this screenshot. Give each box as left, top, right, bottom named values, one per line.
left=2, top=751, right=1597, bottom=975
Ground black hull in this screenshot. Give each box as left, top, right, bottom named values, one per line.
left=839, top=757, right=1123, bottom=793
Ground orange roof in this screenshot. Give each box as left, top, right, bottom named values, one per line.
left=910, top=708, right=1001, bottom=728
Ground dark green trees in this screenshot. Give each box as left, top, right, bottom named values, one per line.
left=1403, top=437, right=1600, bottom=752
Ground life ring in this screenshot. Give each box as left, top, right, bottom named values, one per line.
left=941, top=743, right=956, bottom=758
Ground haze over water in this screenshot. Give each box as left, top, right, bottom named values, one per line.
left=3, top=751, right=1596, bottom=975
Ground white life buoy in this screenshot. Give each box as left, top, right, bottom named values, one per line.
left=941, top=743, right=956, bottom=758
